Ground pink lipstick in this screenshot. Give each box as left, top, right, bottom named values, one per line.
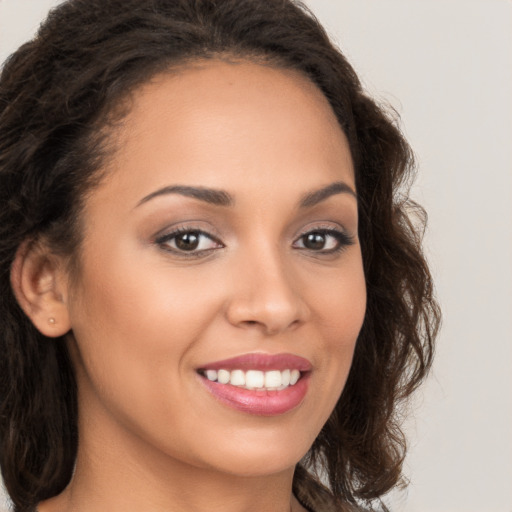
left=197, top=353, right=311, bottom=416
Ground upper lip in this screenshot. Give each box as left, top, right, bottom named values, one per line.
left=198, top=353, right=312, bottom=372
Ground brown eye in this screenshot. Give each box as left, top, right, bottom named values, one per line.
left=175, top=232, right=200, bottom=251
left=156, top=229, right=222, bottom=254
left=294, top=228, right=354, bottom=254
left=302, top=232, right=328, bottom=250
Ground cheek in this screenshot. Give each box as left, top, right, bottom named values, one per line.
left=315, top=250, right=367, bottom=349
left=66, top=251, right=226, bottom=460
left=298, top=250, right=366, bottom=426
left=70, top=242, right=220, bottom=346
left=66, top=246, right=221, bottom=411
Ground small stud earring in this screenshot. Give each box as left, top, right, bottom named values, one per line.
left=48, top=317, right=56, bottom=325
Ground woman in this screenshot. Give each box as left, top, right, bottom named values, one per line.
left=0, top=1, right=440, bottom=511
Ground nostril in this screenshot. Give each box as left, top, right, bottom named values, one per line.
left=226, top=289, right=308, bottom=335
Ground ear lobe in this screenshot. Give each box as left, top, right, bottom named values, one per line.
left=10, top=240, right=71, bottom=338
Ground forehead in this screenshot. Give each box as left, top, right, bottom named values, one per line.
left=95, top=59, right=354, bottom=206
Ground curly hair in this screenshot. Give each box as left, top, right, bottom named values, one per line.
left=0, top=0, right=440, bottom=510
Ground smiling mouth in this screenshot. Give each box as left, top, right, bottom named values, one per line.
left=195, top=353, right=312, bottom=415
left=197, top=368, right=302, bottom=391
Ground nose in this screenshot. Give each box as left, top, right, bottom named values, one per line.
left=225, top=246, right=309, bottom=336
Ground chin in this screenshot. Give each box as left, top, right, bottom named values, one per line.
left=192, top=430, right=313, bottom=478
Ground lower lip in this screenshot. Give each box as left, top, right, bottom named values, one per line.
left=199, top=374, right=310, bottom=416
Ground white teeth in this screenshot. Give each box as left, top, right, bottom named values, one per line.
left=202, top=368, right=303, bottom=390
left=217, top=369, right=230, bottom=384
left=245, top=370, right=264, bottom=389
left=230, top=369, right=245, bottom=386
left=265, top=370, right=282, bottom=388
left=205, top=369, right=218, bottom=382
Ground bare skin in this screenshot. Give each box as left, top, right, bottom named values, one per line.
left=18, top=60, right=366, bottom=512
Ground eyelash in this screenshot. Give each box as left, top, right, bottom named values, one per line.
left=155, top=226, right=354, bottom=257
left=293, top=228, right=355, bottom=255
left=155, top=227, right=223, bottom=256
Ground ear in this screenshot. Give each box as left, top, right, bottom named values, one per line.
left=10, top=239, right=72, bottom=338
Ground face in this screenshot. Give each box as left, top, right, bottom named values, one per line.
left=64, top=60, right=366, bottom=477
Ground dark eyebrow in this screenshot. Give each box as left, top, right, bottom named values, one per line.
left=136, top=185, right=234, bottom=208
left=299, top=181, right=357, bottom=208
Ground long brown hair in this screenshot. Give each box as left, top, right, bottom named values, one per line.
left=0, top=1, right=440, bottom=510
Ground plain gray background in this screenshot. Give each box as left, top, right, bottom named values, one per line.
left=1, top=1, right=511, bottom=511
